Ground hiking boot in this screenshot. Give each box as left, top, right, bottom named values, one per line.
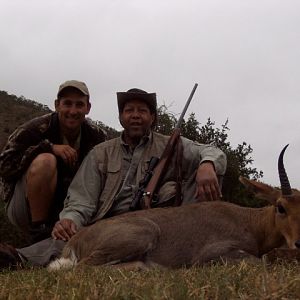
left=0, top=243, right=23, bottom=269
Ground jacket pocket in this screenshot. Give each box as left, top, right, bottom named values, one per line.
left=98, top=159, right=122, bottom=208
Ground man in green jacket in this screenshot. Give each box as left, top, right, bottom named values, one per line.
left=0, top=80, right=106, bottom=243
left=0, top=88, right=226, bottom=268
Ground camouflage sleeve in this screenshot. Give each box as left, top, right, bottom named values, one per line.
left=0, top=126, right=52, bottom=181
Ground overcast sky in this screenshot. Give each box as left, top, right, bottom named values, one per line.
left=1, top=0, right=300, bottom=188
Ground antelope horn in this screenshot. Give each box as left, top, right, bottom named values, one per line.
left=278, top=144, right=292, bottom=196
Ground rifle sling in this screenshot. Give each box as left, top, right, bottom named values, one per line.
left=144, top=135, right=184, bottom=209
left=173, top=136, right=183, bottom=206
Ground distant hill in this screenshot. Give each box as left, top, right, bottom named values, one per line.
left=0, top=90, right=119, bottom=151
left=0, top=91, right=52, bottom=150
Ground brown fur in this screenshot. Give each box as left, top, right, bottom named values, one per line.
left=57, top=178, right=300, bottom=269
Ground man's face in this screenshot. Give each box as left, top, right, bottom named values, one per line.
left=120, top=99, right=155, bottom=142
left=55, top=89, right=91, bottom=133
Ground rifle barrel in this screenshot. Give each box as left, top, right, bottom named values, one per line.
left=175, top=83, right=198, bottom=129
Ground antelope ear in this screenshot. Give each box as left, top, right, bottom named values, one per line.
left=239, top=176, right=279, bottom=205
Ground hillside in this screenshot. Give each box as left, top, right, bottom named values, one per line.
left=0, top=90, right=119, bottom=151
left=0, top=91, right=52, bottom=151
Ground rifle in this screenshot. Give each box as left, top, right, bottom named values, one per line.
left=129, top=156, right=159, bottom=210
left=138, top=83, right=198, bottom=209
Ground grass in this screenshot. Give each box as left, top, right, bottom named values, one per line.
left=0, top=260, right=299, bottom=299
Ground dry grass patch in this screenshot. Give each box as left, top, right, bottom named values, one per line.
left=0, top=260, right=299, bottom=299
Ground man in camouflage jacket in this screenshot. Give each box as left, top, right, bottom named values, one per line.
left=0, top=80, right=106, bottom=242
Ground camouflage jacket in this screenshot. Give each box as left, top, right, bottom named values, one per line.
left=0, top=112, right=106, bottom=213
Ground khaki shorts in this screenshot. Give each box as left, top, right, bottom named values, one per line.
left=6, top=175, right=31, bottom=231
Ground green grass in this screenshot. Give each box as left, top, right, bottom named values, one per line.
left=0, top=261, right=299, bottom=299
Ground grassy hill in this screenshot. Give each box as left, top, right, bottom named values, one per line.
left=0, top=90, right=119, bottom=151
left=0, top=91, right=52, bottom=151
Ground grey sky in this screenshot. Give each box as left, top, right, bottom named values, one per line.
left=1, top=0, right=300, bottom=188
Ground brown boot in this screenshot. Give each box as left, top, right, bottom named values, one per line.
left=0, top=243, right=23, bottom=269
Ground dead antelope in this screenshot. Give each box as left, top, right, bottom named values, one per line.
left=48, top=145, right=300, bottom=271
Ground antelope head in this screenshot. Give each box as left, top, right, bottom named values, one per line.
left=240, top=145, right=300, bottom=249
left=275, top=144, right=300, bottom=249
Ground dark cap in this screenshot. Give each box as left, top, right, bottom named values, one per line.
left=117, top=88, right=157, bottom=113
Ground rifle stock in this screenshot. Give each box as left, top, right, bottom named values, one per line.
left=143, top=128, right=181, bottom=208
left=142, top=83, right=198, bottom=209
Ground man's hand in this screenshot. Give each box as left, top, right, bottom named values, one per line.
left=195, top=161, right=221, bottom=201
left=52, top=144, right=78, bottom=167
left=52, top=218, right=77, bottom=241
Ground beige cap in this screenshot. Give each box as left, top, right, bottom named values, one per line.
left=57, top=80, right=89, bottom=98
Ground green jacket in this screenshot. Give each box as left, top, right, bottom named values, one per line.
left=60, top=131, right=227, bottom=228
left=0, top=113, right=106, bottom=217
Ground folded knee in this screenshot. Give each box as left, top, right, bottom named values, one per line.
left=27, top=153, right=57, bottom=177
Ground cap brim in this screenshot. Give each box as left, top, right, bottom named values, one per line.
left=57, top=80, right=89, bottom=98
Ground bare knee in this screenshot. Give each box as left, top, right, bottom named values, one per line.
left=27, top=153, right=57, bottom=179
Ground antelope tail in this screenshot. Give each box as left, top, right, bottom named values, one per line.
left=47, top=247, right=77, bottom=271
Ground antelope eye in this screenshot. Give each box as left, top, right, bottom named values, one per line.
left=276, top=204, right=286, bottom=214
